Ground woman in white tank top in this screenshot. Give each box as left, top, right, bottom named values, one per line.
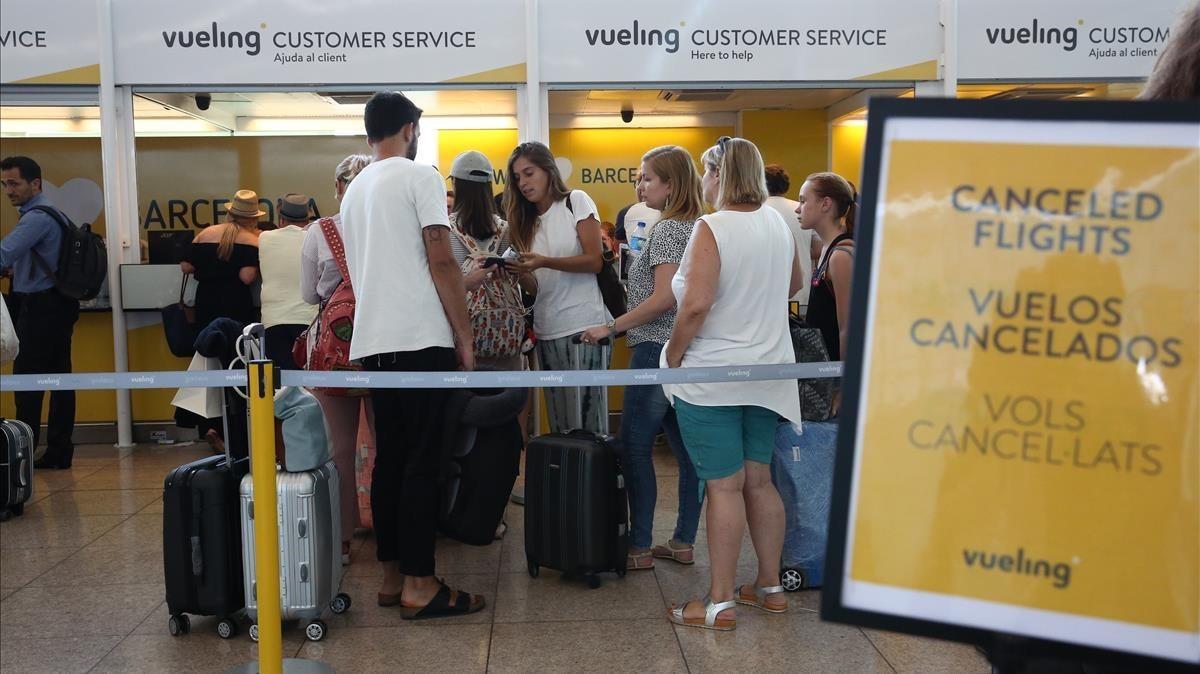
left=663, top=137, right=803, bottom=631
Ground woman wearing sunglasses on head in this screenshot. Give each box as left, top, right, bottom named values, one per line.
left=661, top=136, right=803, bottom=632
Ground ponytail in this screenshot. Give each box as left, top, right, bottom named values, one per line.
left=216, top=219, right=239, bottom=261
left=845, top=181, right=859, bottom=236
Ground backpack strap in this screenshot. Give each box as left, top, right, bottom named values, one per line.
left=27, top=205, right=72, bottom=231
left=318, top=217, right=350, bottom=290
left=25, top=205, right=73, bottom=275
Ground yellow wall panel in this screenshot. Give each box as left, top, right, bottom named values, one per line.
left=740, top=110, right=829, bottom=200
left=831, top=124, right=868, bottom=188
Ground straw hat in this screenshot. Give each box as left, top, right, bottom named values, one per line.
left=228, top=189, right=267, bottom=218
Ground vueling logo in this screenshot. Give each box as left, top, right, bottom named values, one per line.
left=985, top=19, right=1077, bottom=51
left=585, top=20, right=680, bottom=54
left=162, top=22, right=262, bottom=56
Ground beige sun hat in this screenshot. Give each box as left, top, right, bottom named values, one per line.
left=228, top=189, right=267, bottom=218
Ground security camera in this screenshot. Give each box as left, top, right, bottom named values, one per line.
left=195, top=94, right=212, bottom=111
left=621, top=107, right=634, bottom=124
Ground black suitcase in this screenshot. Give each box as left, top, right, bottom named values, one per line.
left=524, top=336, right=629, bottom=588
left=163, top=412, right=248, bottom=641
left=161, top=322, right=259, bottom=638
left=1, top=418, right=35, bottom=521
left=439, top=386, right=527, bottom=545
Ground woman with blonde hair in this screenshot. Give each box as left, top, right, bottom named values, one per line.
left=503, top=141, right=611, bottom=434
left=299, top=153, right=373, bottom=563
left=180, top=189, right=263, bottom=331
left=662, top=137, right=803, bottom=631
left=581, top=145, right=705, bottom=570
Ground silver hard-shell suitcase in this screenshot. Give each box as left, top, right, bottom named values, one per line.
left=239, top=460, right=350, bottom=642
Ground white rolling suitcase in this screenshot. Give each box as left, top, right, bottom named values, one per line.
left=239, top=460, right=351, bottom=642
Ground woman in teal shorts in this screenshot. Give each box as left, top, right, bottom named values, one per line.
left=661, top=137, right=804, bottom=631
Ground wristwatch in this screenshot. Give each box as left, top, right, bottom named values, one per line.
left=606, top=318, right=617, bottom=338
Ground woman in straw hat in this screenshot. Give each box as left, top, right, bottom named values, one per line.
left=181, top=189, right=264, bottom=331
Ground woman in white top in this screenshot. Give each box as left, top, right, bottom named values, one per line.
left=299, top=153, right=373, bottom=563
left=504, top=142, right=611, bottom=434
left=662, top=137, right=803, bottom=632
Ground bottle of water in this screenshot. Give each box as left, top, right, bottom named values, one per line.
left=630, top=221, right=648, bottom=253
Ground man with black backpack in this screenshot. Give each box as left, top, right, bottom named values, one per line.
left=1, top=156, right=80, bottom=469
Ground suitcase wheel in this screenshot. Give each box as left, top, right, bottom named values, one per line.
left=0, top=510, right=11, bottom=523
left=248, top=624, right=259, bottom=643
left=168, top=614, right=190, bottom=637
left=586, top=574, right=601, bottom=590
left=216, top=618, right=238, bottom=640
left=304, top=620, right=327, bottom=642
left=781, top=567, right=804, bottom=593
left=10, top=503, right=22, bottom=517
left=330, top=593, right=352, bottom=615
left=527, top=560, right=539, bottom=578
left=615, top=566, right=627, bottom=579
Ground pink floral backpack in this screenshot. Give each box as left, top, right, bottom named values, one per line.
left=451, top=226, right=525, bottom=361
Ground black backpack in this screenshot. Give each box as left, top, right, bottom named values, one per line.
left=28, top=205, right=107, bottom=301
left=563, top=192, right=627, bottom=319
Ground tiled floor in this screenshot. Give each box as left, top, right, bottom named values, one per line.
left=0, top=442, right=991, bottom=673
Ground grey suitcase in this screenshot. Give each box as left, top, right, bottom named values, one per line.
left=239, top=460, right=351, bottom=642
left=1, top=419, right=34, bottom=521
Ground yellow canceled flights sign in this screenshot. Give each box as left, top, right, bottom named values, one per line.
left=825, top=99, right=1199, bottom=666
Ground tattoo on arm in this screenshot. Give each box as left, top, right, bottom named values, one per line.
left=423, top=225, right=448, bottom=243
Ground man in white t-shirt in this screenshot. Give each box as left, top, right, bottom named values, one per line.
left=338, top=91, right=483, bottom=619
left=764, top=164, right=815, bottom=311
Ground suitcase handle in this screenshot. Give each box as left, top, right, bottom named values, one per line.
left=17, top=459, right=28, bottom=487
left=189, top=489, right=204, bottom=577
left=568, top=334, right=611, bottom=434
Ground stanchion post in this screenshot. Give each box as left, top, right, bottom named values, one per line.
left=249, top=360, right=283, bottom=674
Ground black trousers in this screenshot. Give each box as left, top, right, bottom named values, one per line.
left=264, top=323, right=307, bottom=371
left=362, top=347, right=457, bottom=576
left=11, top=291, right=80, bottom=461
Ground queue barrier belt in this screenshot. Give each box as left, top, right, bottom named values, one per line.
left=0, top=361, right=843, bottom=392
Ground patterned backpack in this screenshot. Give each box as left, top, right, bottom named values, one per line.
left=452, top=226, right=526, bottom=361
left=294, top=217, right=365, bottom=396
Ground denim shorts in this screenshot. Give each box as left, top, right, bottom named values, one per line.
left=673, top=398, right=778, bottom=481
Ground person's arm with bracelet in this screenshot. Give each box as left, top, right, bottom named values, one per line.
left=581, top=263, right=677, bottom=343
left=665, top=221, right=719, bottom=368
left=508, top=215, right=605, bottom=275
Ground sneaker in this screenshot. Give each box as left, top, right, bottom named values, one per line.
left=510, top=486, right=525, bottom=506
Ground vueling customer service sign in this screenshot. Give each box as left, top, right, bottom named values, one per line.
left=112, top=0, right=524, bottom=85
left=825, top=99, right=1199, bottom=666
